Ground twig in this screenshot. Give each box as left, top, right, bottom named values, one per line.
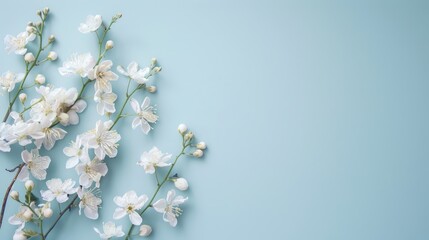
left=43, top=194, right=78, bottom=238
left=0, top=163, right=25, bottom=228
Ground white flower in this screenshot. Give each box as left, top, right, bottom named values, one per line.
left=66, top=99, right=87, bottom=125
left=58, top=53, right=95, bottom=78
left=64, top=136, right=90, bottom=169
left=78, top=15, right=102, bottom=33
left=88, top=60, right=118, bottom=93
left=17, top=149, right=51, bottom=181
left=34, top=119, right=67, bottom=150
left=153, top=190, right=188, bottom=227
left=76, top=158, right=108, bottom=188
left=78, top=188, right=102, bottom=220
left=8, top=203, right=35, bottom=225
left=94, top=90, right=117, bottom=115
left=0, top=123, right=11, bottom=152
left=24, top=52, right=35, bottom=63
left=94, top=222, right=125, bottom=240
left=0, top=71, right=24, bottom=92
left=40, top=178, right=78, bottom=203
left=117, top=62, right=150, bottom=84
left=87, top=120, right=121, bottom=160
left=139, top=225, right=152, bottom=237
left=174, top=178, right=189, bottom=191
left=137, top=147, right=171, bottom=174
left=130, top=97, right=158, bottom=134
left=113, top=191, right=148, bottom=225
left=4, top=31, right=36, bottom=55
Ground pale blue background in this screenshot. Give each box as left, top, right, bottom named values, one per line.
left=0, top=0, right=428, bottom=239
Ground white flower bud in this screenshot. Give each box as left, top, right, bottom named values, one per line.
left=35, top=74, right=46, bottom=85
left=10, top=191, right=19, bottom=200
left=105, top=40, right=114, bottom=50
left=47, top=51, right=57, bottom=61
left=146, top=86, right=157, bottom=93
left=36, top=10, right=42, bottom=16
left=174, top=178, right=189, bottom=191
left=25, top=180, right=34, bottom=192
left=153, top=66, right=162, bottom=73
left=43, top=208, right=53, bottom=218
left=58, top=113, right=70, bottom=125
left=26, top=26, right=35, bottom=34
left=43, top=7, right=49, bottom=15
left=150, top=58, right=157, bottom=67
left=24, top=53, right=35, bottom=63
left=139, top=225, right=152, bottom=237
left=13, top=232, right=27, bottom=240
left=196, top=142, right=207, bottom=150
left=178, top=124, right=187, bottom=135
left=184, top=132, right=194, bottom=141
left=35, top=22, right=42, bottom=27
left=23, top=209, right=33, bottom=221
left=48, top=35, right=55, bottom=43
left=19, top=93, right=27, bottom=103
left=193, top=149, right=204, bottom=158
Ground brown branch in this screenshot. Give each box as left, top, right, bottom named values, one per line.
left=0, top=163, right=25, bottom=228
left=43, top=194, right=78, bottom=238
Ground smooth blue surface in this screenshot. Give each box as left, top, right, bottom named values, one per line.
left=1, top=0, right=429, bottom=239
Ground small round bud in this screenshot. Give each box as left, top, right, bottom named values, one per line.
left=193, top=149, right=204, bottom=158
left=48, top=35, right=55, bottom=43
left=24, top=53, right=35, bottom=63
left=23, top=209, right=33, bottom=220
left=139, top=225, right=152, bottom=237
left=19, top=93, right=27, bottom=104
left=146, top=86, right=157, bottom=93
left=35, top=22, right=42, bottom=27
left=178, top=124, right=188, bottom=135
left=150, top=58, right=157, bottom=67
left=58, top=113, right=70, bottom=125
left=25, top=180, right=34, bottom=192
left=43, top=208, right=53, bottom=218
left=35, top=74, right=46, bottom=85
left=153, top=66, right=162, bottom=73
left=10, top=191, right=19, bottom=200
left=27, top=22, right=34, bottom=27
left=196, top=142, right=207, bottom=150
left=43, top=7, right=49, bottom=15
left=26, top=26, right=35, bottom=34
left=36, top=10, right=42, bottom=16
left=184, top=132, right=194, bottom=141
left=47, top=51, right=57, bottom=61
left=105, top=40, right=114, bottom=50
left=174, top=178, right=189, bottom=191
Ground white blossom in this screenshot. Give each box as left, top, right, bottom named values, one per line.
left=17, top=149, right=51, bottom=181
left=78, top=15, right=102, bottom=33
left=40, top=178, right=78, bottom=203
left=0, top=71, right=24, bottom=92
left=86, top=120, right=121, bottom=160
left=4, top=31, right=36, bottom=55
left=0, top=123, right=11, bottom=152
left=76, top=158, right=108, bottom=188
left=8, top=203, right=35, bottom=225
left=94, top=90, right=117, bottom=116
left=113, top=191, right=148, bottom=225
left=64, top=136, right=90, bottom=169
left=94, top=222, right=124, bottom=240
left=153, top=190, right=187, bottom=227
left=130, top=97, right=158, bottom=134
left=117, top=62, right=150, bottom=84
left=66, top=99, right=87, bottom=125
left=58, top=53, right=95, bottom=78
left=137, top=147, right=171, bottom=174
left=12, top=224, right=26, bottom=240
left=78, top=188, right=102, bottom=220
left=34, top=119, right=67, bottom=150
left=88, top=60, right=118, bottom=93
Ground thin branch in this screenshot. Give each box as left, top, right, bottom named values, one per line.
left=0, top=163, right=25, bottom=228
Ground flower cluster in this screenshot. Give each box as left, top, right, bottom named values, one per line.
left=1, top=7, right=207, bottom=240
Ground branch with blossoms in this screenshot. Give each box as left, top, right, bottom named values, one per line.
left=0, top=7, right=207, bottom=240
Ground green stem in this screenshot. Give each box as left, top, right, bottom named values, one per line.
left=125, top=137, right=188, bottom=239
left=109, top=85, right=142, bottom=130
left=2, top=19, right=47, bottom=123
